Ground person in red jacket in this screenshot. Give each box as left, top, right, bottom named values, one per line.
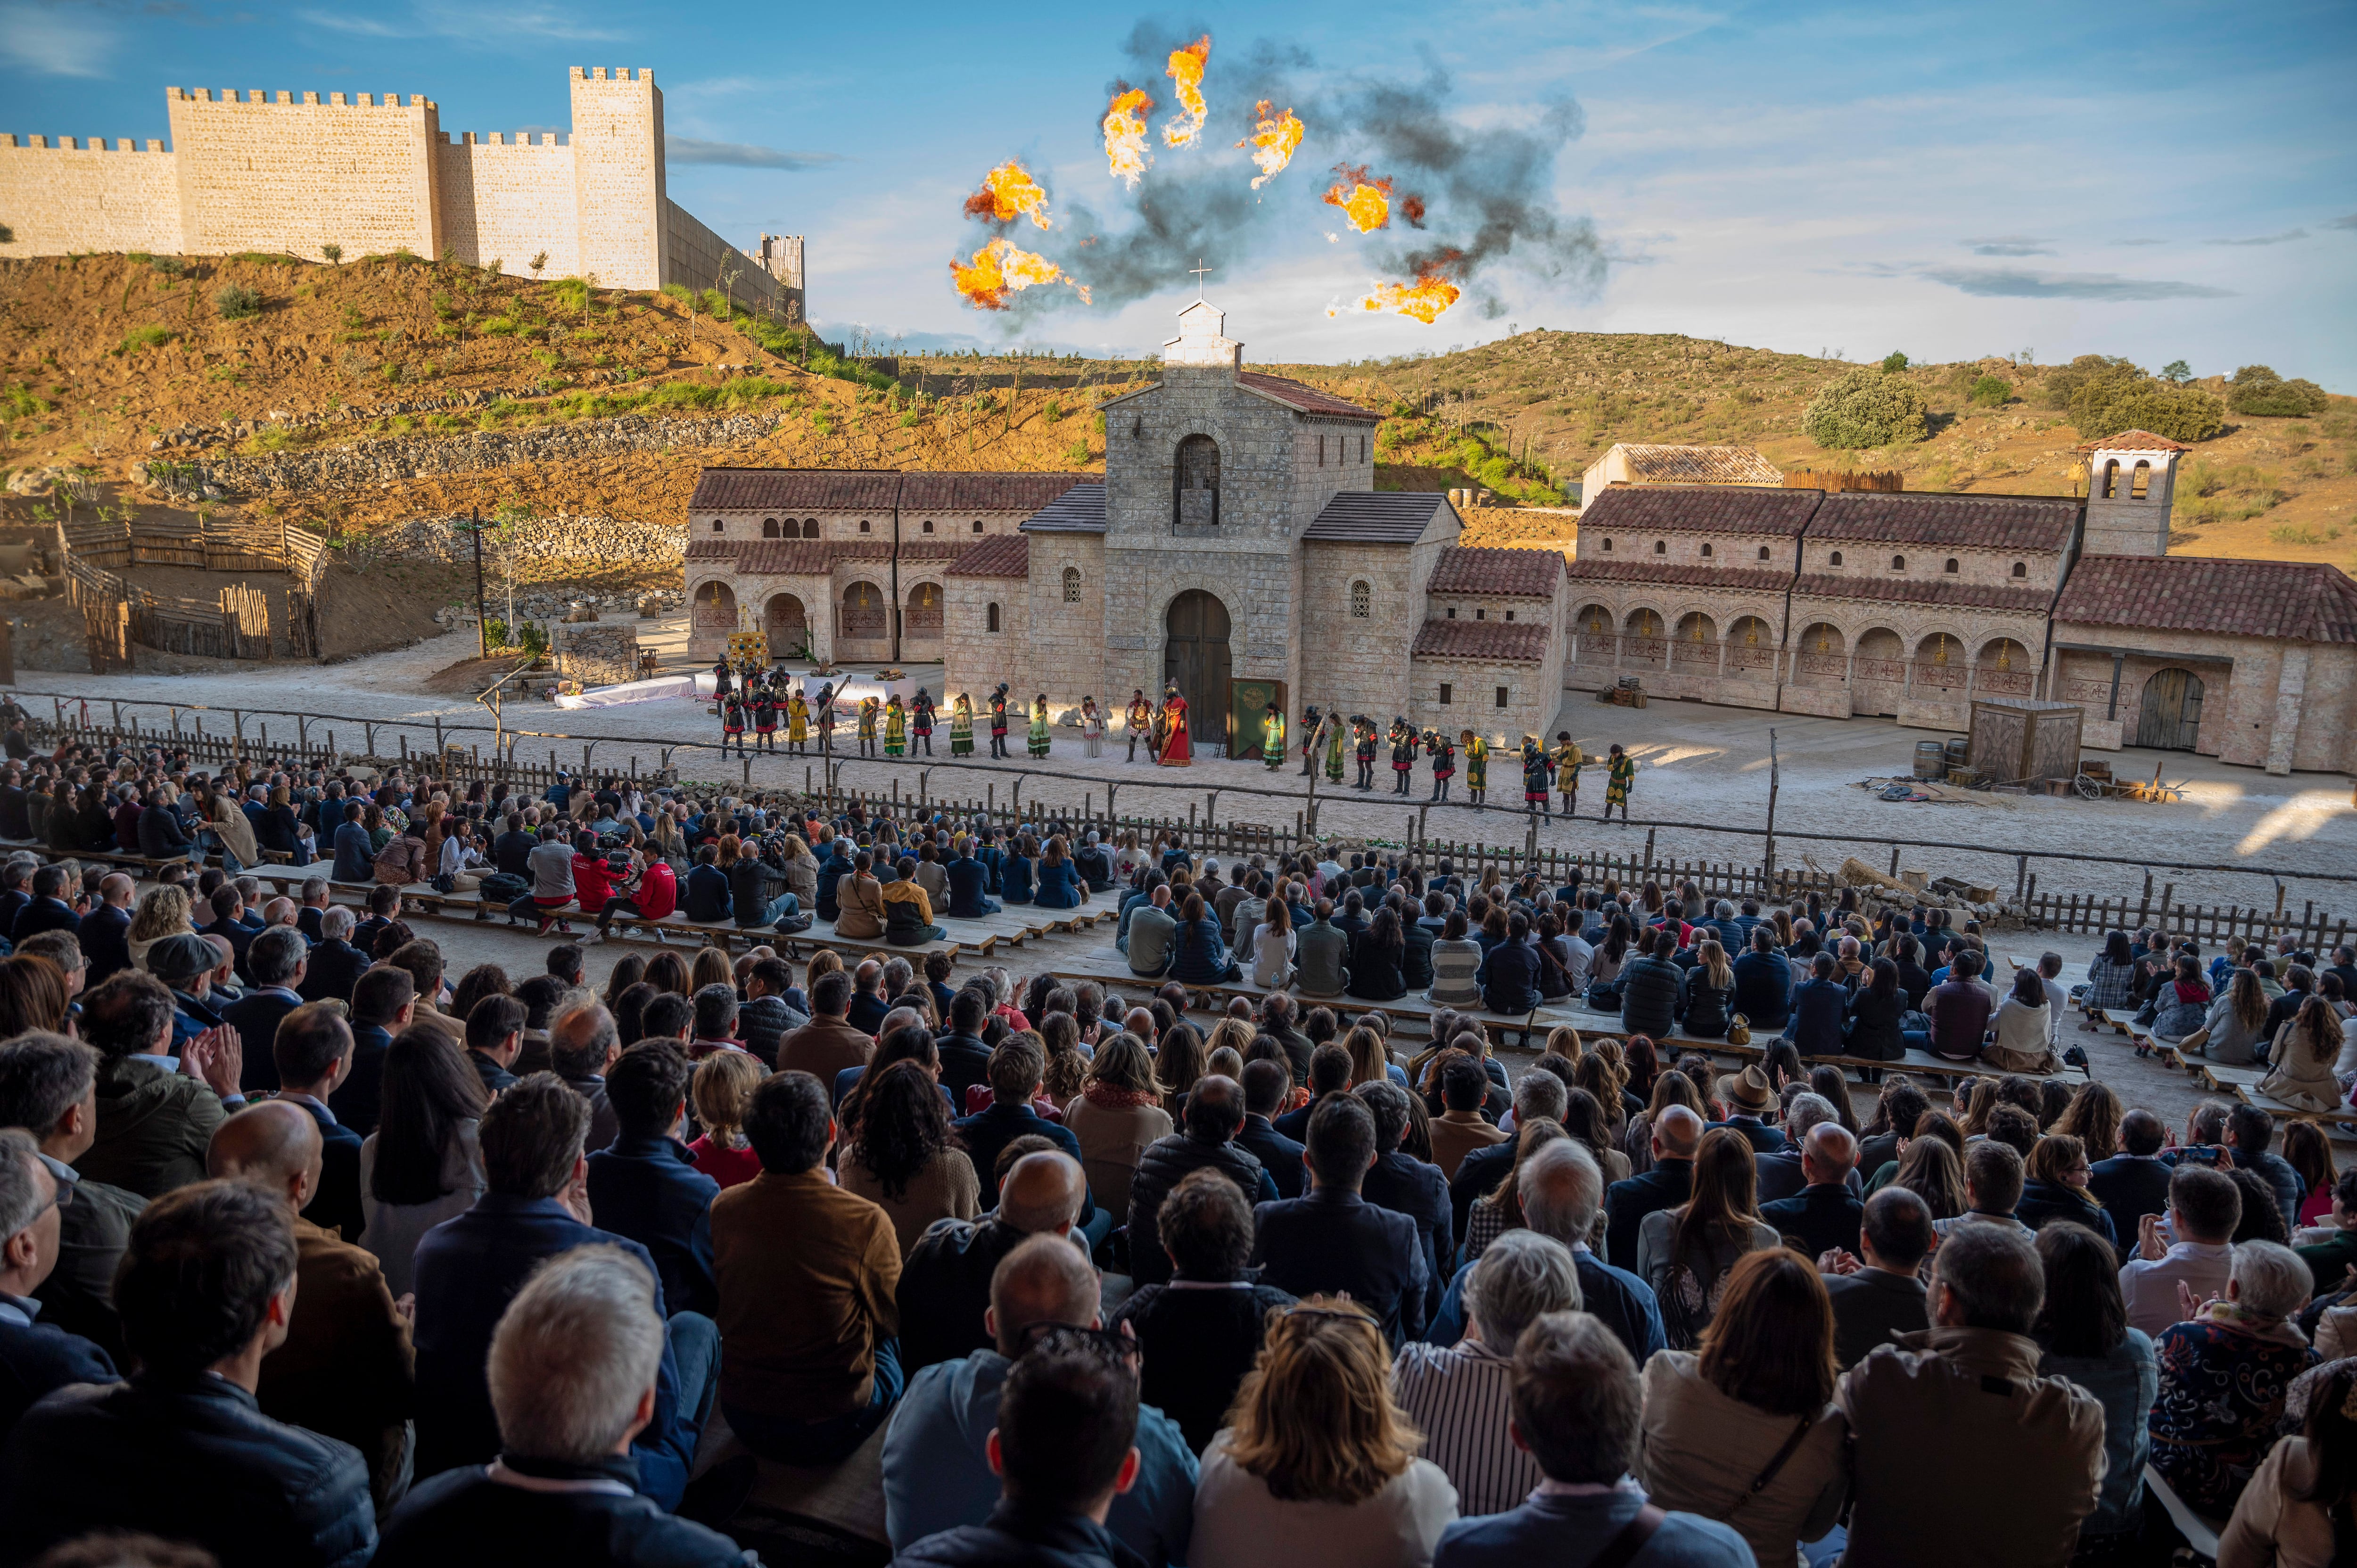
left=593, top=848, right=677, bottom=941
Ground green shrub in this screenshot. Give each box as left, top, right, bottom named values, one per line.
left=214, top=283, right=262, bottom=320
left=118, top=324, right=173, bottom=354
left=2228, top=366, right=2330, bottom=418
left=1880, top=351, right=1909, bottom=372
left=2269, top=523, right=2340, bottom=546
left=1802, top=366, right=1928, bottom=448
left=1968, top=375, right=2012, bottom=407
left=321, top=242, right=342, bottom=266
left=2073, top=374, right=2224, bottom=443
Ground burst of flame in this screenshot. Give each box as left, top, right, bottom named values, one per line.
left=949, top=237, right=1091, bottom=311
left=1236, top=100, right=1304, bottom=189
left=1327, top=256, right=1463, bottom=323
left=1103, top=87, right=1153, bottom=188
left=962, top=160, right=1053, bottom=230
left=1161, top=35, right=1210, bottom=147
left=1322, top=164, right=1393, bottom=234
left=1401, top=195, right=1427, bottom=226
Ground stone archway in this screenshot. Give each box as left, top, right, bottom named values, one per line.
left=2136, top=668, right=2205, bottom=750
left=1163, top=590, right=1232, bottom=748
left=764, top=592, right=808, bottom=658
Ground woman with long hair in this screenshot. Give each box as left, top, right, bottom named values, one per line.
left=1639, top=1249, right=1849, bottom=1567
left=2016, top=1134, right=2116, bottom=1247
left=1032, top=834, right=1087, bottom=911
left=2265, top=996, right=2348, bottom=1112
left=838, top=1059, right=980, bottom=1257
left=1342, top=1025, right=1392, bottom=1090
left=1559, top=1085, right=1632, bottom=1186
left=689, top=945, right=734, bottom=996
left=1465, top=1118, right=1567, bottom=1261
left=360, top=1027, right=490, bottom=1297
left=1957, top=1078, right=2003, bottom=1138
left=1620, top=1033, right=1660, bottom=1106
left=1154, top=1020, right=1210, bottom=1113
left=1637, top=1127, right=1781, bottom=1347
left=1190, top=1299, right=1459, bottom=1568
left=1346, top=906, right=1409, bottom=1003
left=2034, top=1221, right=2159, bottom=1554
left=2284, top=1121, right=2341, bottom=1228
left=1064, top=1031, right=1173, bottom=1221
left=1891, top=1135, right=1968, bottom=1221
left=1845, top=957, right=1908, bottom=1062
left=1808, top=1066, right=1860, bottom=1135
left=1573, top=1050, right=1633, bottom=1141
left=1984, top=965, right=2058, bottom=1074
left=2052, top=1080, right=2123, bottom=1164
left=0, top=954, right=70, bottom=1038
left=2087, top=929, right=2138, bottom=1012
left=1250, top=894, right=1296, bottom=990
left=2198, top=967, right=2275, bottom=1066
left=125, top=884, right=195, bottom=973
left=643, top=951, right=692, bottom=998
left=686, top=1051, right=765, bottom=1189
left=1679, top=939, right=1736, bottom=1040
left=600, top=954, right=646, bottom=1012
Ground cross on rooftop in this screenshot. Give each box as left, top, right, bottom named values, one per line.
left=1190, top=259, right=1211, bottom=299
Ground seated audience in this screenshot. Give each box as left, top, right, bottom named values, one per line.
left=585, top=1042, right=720, bottom=1319
left=1250, top=1094, right=1428, bottom=1346
left=0, top=1126, right=116, bottom=1436
left=1821, top=1186, right=1934, bottom=1369
left=898, top=1149, right=1088, bottom=1376
left=0, top=1032, right=146, bottom=1359
left=2148, top=1238, right=2318, bottom=1517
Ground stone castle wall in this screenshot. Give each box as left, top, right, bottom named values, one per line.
left=0, top=68, right=801, bottom=317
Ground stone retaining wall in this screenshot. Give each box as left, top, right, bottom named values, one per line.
left=359, top=512, right=687, bottom=572
left=196, top=410, right=778, bottom=494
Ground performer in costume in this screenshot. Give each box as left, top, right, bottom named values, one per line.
left=1352, top=716, right=1378, bottom=790
left=1156, top=683, right=1192, bottom=766
left=989, top=684, right=1011, bottom=759
left=1324, top=711, right=1345, bottom=784
left=857, top=696, right=881, bottom=757
left=786, top=687, right=810, bottom=754
left=1463, top=731, right=1489, bottom=805
left=950, top=693, right=974, bottom=756
left=1298, top=705, right=1321, bottom=777
left=1604, top=742, right=1635, bottom=824
left=883, top=694, right=907, bottom=758
left=911, top=689, right=937, bottom=756
left=1427, top=730, right=1456, bottom=802
left=815, top=682, right=837, bottom=753
left=1260, top=703, right=1286, bottom=770
left=720, top=692, right=747, bottom=757
left=1080, top=697, right=1104, bottom=758
left=1028, top=694, right=1051, bottom=759
left=1125, top=689, right=1153, bottom=763
left=710, top=658, right=733, bottom=707
left=1522, top=738, right=1552, bottom=817
left=1555, top=732, right=1583, bottom=818
left=1388, top=718, right=1418, bottom=796
left=751, top=688, right=779, bottom=753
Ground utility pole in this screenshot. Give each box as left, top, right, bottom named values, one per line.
left=1764, top=728, right=1781, bottom=891
left=469, top=508, right=488, bottom=658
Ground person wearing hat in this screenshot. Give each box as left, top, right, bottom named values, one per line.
left=1388, top=718, right=1418, bottom=795
left=147, top=932, right=229, bottom=1049
left=1298, top=704, right=1321, bottom=777
left=1426, top=729, right=1455, bottom=802
left=719, top=691, right=747, bottom=758
left=1156, top=683, right=1191, bottom=767
left=857, top=695, right=882, bottom=757
left=1707, top=1065, right=1788, bottom=1153
left=1521, top=739, right=1552, bottom=817
left=986, top=683, right=1011, bottom=759
left=815, top=681, right=838, bottom=753
left=1604, top=741, right=1636, bottom=825
left=911, top=687, right=937, bottom=756
left=751, top=684, right=780, bottom=753
left=1555, top=731, right=1582, bottom=817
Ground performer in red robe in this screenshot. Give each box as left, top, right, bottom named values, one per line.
left=1156, top=681, right=1192, bottom=767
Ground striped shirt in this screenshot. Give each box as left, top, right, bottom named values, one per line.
left=1391, top=1338, right=1541, bottom=1517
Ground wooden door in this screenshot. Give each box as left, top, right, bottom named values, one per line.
left=1163, top=590, right=1232, bottom=750
left=2135, top=668, right=2205, bottom=750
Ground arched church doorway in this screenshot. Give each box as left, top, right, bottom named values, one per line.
left=764, top=593, right=807, bottom=658
left=1164, top=590, right=1232, bottom=751
left=2136, top=668, right=2205, bottom=751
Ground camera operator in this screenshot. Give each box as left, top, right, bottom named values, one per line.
left=721, top=832, right=798, bottom=932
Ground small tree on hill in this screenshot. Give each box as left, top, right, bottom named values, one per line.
left=1802, top=366, right=1928, bottom=449
left=321, top=242, right=342, bottom=266
left=1969, top=375, right=2012, bottom=407
left=2227, top=365, right=2329, bottom=418
left=1881, top=350, right=1909, bottom=372
left=2062, top=357, right=2223, bottom=442
left=2160, top=359, right=2190, bottom=383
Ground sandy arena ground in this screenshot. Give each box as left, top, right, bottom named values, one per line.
left=16, top=614, right=2354, bottom=918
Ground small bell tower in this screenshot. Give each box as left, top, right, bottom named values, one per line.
left=2079, top=431, right=2189, bottom=557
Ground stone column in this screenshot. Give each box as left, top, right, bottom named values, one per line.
left=2266, top=646, right=2309, bottom=776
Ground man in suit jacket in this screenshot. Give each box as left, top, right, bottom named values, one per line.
left=297, top=907, right=369, bottom=1005
left=0, top=1035, right=144, bottom=1364
left=1760, top=1123, right=1866, bottom=1260
left=1821, top=1187, right=1935, bottom=1369
left=198, top=884, right=260, bottom=985
left=295, top=876, right=332, bottom=944
left=779, top=970, right=878, bottom=1087
left=331, top=966, right=414, bottom=1139
left=1249, top=1095, right=1426, bottom=1345
left=75, top=874, right=134, bottom=985
left=1357, top=1080, right=1450, bottom=1320
left=0, top=1127, right=119, bottom=1434
left=952, top=1039, right=1088, bottom=1213
left=2088, top=1109, right=2176, bottom=1254
left=928, top=989, right=996, bottom=1107
left=270, top=1001, right=365, bottom=1246
left=223, top=927, right=309, bottom=1096
left=1234, top=1059, right=1307, bottom=1199
left=10, top=864, right=81, bottom=947
left=1603, top=1104, right=1703, bottom=1271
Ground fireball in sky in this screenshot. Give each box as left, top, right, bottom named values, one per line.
left=1103, top=86, right=1153, bottom=187
left=1323, top=164, right=1393, bottom=233
left=951, top=237, right=1090, bottom=310
left=1162, top=35, right=1210, bottom=147
left=963, top=160, right=1053, bottom=229
left=1238, top=100, right=1304, bottom=189
left=1328, top=255, right=1463, bottom=323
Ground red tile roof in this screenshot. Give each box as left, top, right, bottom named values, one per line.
left=733, top=541, right=841, bottom=575
left=1790, top=573, right=2055, bottom=613
left=1235, top=372, right=1380, bottom=421
left=896, top=537, right=979, bottom=560
left=1805, top=492, right=2077, bottom=551
left=1565, top=559, right=1793, bottom=595
left=2052, top=556, right=2357, bottom=643
left=2078, top=430, right=2192, bottom=453
left=1409, top=619, right=1552, bottom=663
left=689, top=468, right=902, bottom=512
left=1426, top=545, right=1564, bottom=599
left=946, top=535, right=1031, bottom=578
left=684, top=539, right=737, bottom=562
left=898, top=472, right=1090, bottom=511
left=1578, top=485, right=1823, bottom=538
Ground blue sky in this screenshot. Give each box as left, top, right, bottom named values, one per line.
left=6, top=0, right=2354, bottom=384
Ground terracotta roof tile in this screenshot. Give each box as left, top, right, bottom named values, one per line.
left=1235, top=372, right=1380, bottom=420
left=946, top=535, right=1031, bottom=578
left=1805, top=492, right=2077, bottom=551
left=2052, top=556, right=2357, bottom=643
left=1577, top=485, right=1822, bottom=538
left=1302, top=491, right=1452, bottom=543
left=1410, top=619, right=1552, bottom=663
left=684, top=539, right=738, bottom=562
left=1603, top=443, right=1783, bottom=485
left=688, top=468, right=902, bottom=512
left=733, top=541, right=841, bottom=575
left=1564, top=559, right=1793, bottom=594
left=898, top=472, right=1090, bottom=512
left=895, top=537, right=976, bottom=560
left=1789, top=573, right=2054, bottom=613
left=1426, top=545, right=1565, bottom=599
left=1021, top=483, right=1108, bottom=534
left=2077, top=430, right=2192, bottom=453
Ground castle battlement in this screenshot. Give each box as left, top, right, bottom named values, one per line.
left=0, top=66, right=804, bottom=322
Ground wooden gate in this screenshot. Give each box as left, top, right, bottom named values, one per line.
left=221, top=585, right=272, bottom=660
left=2135, top=668, right=2204, bottom=750
left=84, top=601, right=132, bottom=673
left=284, top=588, right=319, bottom=659
left=1163, top=590, right=1232, bottom=750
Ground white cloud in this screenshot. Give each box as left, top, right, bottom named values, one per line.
left=666, top=137, right=842, bottom=171
left=0, top=1, right=116, bottom=77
